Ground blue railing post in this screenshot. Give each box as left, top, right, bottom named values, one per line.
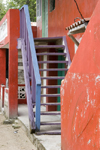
left=36, top=85, right=41, bottom=131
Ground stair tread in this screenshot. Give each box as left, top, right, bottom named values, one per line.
left=41, top=110, right=61, bottom=112
left=41, top=76, right=64, bottom=79
left=18, top=66, right=24, bottom=69
left=41, top=94, right=60, bottom=97
left=30, top=76, right=64, bottom=80
left=40, top=68, right=68, bottom=71
left=18, top=52, right=22, bottom=55
left=32, top=102, right=61, bottom=106
left=18, top=58, right=22, bottom=62
left=36, top=52, right=66, bottom=56
left=41, top=85, right=60, bottom=88
left=35, top=45, right=65, bottom=49
left=40, top=122, right=61, bottom=125
left=18, top=62, right=23, bottom=66
left=41, top=111, right=61, bottom=115
left=38, top=60, right=68, bottom=64
left=34, top=36, right=63, bottom=41
left=41, top=103, right=61, bottom=105
left=36, top=130, right=61, bottom=135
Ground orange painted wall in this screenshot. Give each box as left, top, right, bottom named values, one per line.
left=61, top=0, right=100, bottom=149
left=37, top=0, right=98, bottom=60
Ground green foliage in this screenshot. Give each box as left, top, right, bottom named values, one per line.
left=7, top=0, right=36, bottom=21
left=7, top=0, right=20, bottom=9
left=0, top=0, right=36, bottom=21
left=0, top=1, right=7, bottom=20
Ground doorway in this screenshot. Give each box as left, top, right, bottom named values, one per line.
left=6, top=49, right=9, bottom=87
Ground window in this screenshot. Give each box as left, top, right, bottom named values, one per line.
left=50, top=0, right=55, bottom=12
left=37, top=0, right=41, bottom=19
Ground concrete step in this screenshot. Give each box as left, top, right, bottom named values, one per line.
left=41, top=76, right=64, bottom=80
left=41, top=94, right=60, bottom=97
left=18, top=69, right=24, bottom=73
left=41, top=103, right=61, bottom=106
left=18, top=55, right=22, bottom=59
left=40, top=122, right=61, bottom=126
left=41, top=85, right=60, bottom=88
left=36, top=130, right=61, bottom=135
left=35, top=45, right=65, bottom=50
left=18, top=66, right=24, bottom=70
left=18, top=51, right=22, bottom=55
left=36, top=52, right=66, bottom=56
left=18, top=58, right=23, bottom=62
left=18, top=80, right=25, bottom=84
left=18, top=62, right=23, bottom=66
left=18, top=76, right=24, bottom=79
left=40, top=68, right=68, bottom=71
left=41, top=111, right=61, bottom=115
left=38, top=60, right=68, bottom=64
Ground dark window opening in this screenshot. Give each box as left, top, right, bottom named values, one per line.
left=6, top=49, right=9, bottom=87
left=50, top=0, right=55, bottom=12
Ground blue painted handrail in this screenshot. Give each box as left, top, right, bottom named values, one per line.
left=19, top=5, right=41, bottom=131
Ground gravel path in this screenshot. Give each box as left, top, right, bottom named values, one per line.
left=0, top=113, right=36, bottom=150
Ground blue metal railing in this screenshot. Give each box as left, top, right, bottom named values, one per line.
left=19, top=5, right=41, bottom=132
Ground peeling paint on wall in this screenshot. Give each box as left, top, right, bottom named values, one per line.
left=61, top=0, right=100, bottom=149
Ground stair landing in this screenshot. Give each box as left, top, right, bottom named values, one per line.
left=18, top=104, right=61, bottom=150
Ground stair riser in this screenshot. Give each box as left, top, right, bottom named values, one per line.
left=41, top=95, right=60, bottom=97
left=37, top=53, right=66, bottom=56
left=41, top=103, right=61, bottom=106
left=35, top=45, right=65, bottom=49
left=38, top=61, right=68, bottom=64
left=41, top=113, right=61, bottom=115
left=32, top=103, right=61, bottom=106
left=40, top=68, right=68, bottom=71
left=36, top=131, right=61, bottom=135
left=41, top=86, right=60, bottom=88
left=40, top=123, right=61, bottom=125
left=41, top=77, right=64, bottom=80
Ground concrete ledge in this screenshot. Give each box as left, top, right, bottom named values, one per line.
left=18, top=104, right=61, bottom=150
left=18, top=118, right=46, bottom=150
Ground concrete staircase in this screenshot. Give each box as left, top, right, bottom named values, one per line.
left=18, top=49, right=25, bottom=84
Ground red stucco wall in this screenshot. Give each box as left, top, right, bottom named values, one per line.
left=61, top=0, right=100, bottom=149
left=37, top=17, right=42, bottom=37
left=37, top=0, right=98, bottom=60
left=0, top=9, right=20, bottom=118
left=32, top=26, right=37, bottom=38
left=48, top=0, right=98, bottom=60
left=9, top=9, right=20, bottom=118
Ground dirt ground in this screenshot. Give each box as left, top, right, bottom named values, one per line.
left=0, top=113, right=36, bottom=150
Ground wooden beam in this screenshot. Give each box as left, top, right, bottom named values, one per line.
left=68, top=35, right=79, bottom=46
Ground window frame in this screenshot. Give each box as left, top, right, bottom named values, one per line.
left=50, top=0, right=55, bottom=12
left=37, top=0, right=41, bottom=20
